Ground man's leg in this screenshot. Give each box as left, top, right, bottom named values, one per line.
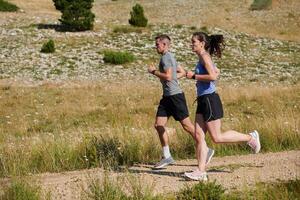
left=154, top=116, right=169, bottom=147
left=153, top=116, right=174, bottom=169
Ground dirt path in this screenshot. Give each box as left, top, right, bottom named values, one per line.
left=1, top=150, right=299, bottom=199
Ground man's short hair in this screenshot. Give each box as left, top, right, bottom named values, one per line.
left=155, top=34, right=171, bottom=42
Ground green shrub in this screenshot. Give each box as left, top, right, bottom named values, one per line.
left=113, top=25, right=143, bottom=34
left=0, top=0, right=19, bottom=12
left=52, top=0, right=95, bottom=31
left=103, top=50, right=135, bottom=65
left=250, top=0, right=272, bottom=10
left=41, top=39, right=55, bottom=53
left=223, top=179, right=300, bottom=200
left=200, top=26, right=209, bottom=33
left=85, top=175, right=161, bottom=200
left=1, top=179, right=41, bottom=200
left=174, top=24, right=183, bottom=29
left=84, top=136, right=124, bottom=169
left=176, top=181, right=225, bottom=200
left=129, top=3, right=148, bottom=27
left=85, top=177, right=127, bottom=200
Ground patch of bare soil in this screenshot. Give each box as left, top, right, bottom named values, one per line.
left=1, top=150, right=298, bottom=199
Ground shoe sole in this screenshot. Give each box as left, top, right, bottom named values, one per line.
left=185, top=174, right=208, bottom=181
left=153, top=160, right=175, bottom=169
left=253, top=130, right=261, bottom=154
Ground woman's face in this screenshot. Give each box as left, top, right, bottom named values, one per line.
left=191, top=36, right=204, bottom=53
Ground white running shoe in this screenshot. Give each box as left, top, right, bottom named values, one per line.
left=248, top=130, right=261, bottom=154
left=184, top=170, right=208, bottom=181
left=153, top=157, right=175, bottom=169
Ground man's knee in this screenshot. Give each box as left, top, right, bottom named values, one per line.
left=154, top=123, right=165, bottom=133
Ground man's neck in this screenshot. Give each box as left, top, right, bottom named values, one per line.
left=161, top=49, right=169, bottom=55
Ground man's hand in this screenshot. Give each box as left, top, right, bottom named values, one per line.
left=176, top=65, right=187, bottom=79
left=148, top=64, right=156, bottom=74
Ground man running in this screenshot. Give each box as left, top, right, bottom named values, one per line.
left=148, top=34, right=214, bottom=169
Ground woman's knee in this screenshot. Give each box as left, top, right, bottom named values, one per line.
left=211, top=135, right=223, bottom=143
left=194, top=132, right=205, bottom=143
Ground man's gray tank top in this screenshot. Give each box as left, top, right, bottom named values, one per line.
left=159, top=52, right=182, bottom=96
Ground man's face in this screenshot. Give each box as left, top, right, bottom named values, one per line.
left=155, top=39, right=167, bottom=54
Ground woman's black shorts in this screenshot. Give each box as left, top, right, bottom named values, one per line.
left=196, top=92, right=223, bottom=122
left=156, top=93, right=189, bottom=121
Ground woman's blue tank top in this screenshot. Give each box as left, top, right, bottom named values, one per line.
left=195, top=61, right=216, bottom=96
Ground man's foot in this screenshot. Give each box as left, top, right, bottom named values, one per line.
left=153, top=157, right=175, bottom=169
left=248, top=130, right=261, bottom=154
left=184, top=170, right=208, bottom=181
left=206, top=148, right=215, bottom=165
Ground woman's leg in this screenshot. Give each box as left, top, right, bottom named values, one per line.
left=206, top=119, right=251, bottom=144
left=180, top=117, right=203, bottom=171
left=195, top=114, right=208, bottom=172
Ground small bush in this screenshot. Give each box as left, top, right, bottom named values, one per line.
left=250, top=0, right=272, bottom=10
left=1, top=180, right=41, bottom=200
left=103, top=50, right=135, bottom=65
left=129, top=3, right=148, bottom=27
left=176, top=181, right=225, bottom=200
left=85, top=177, right=127, bottom=200
left=84, top=136, right=124, bottom=169
left=223, top=179, right=300, bottom=199
left=0, top=0, right=19, bottom=12
left=174, top=24, right=183, bottom=29
left=85, top=175, right=160, bottom=200
left=200, top=26, right=209, bottom=33
left=41, top=39, right=55, bottom=53
left=113, top=25, right=143, bottom=34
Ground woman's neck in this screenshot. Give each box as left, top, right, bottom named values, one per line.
left=197, top=49, right=206, bottom=58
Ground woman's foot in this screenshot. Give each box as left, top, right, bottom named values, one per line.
left=184, top=170, right=208, bottom=181
left=247, top=130, right=261, bottom=153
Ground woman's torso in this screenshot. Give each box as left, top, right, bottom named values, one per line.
left=195, top=60, right=216, bottom=96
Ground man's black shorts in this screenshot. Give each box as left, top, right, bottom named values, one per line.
left=156, top=93, right=189, bottom=121
left=196, top=92, right=223, bottom=122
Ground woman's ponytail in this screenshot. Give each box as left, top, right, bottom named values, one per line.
left=192, top=32, right=225, bottom=58
left=209, top=34, right=224, bottom=58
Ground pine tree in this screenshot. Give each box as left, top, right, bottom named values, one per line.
left=128, top=4, right=148, bottom=27
left=53, top=0, right=95, bottom=31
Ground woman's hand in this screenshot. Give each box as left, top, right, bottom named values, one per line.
left=186, top=71, right=195, bottom=79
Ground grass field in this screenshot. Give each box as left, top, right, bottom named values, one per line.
left=0, top=0, right=299, bottom=198
left=0, top=82, right=299, bottom=177
left=1, top=176, right=299, bottom=199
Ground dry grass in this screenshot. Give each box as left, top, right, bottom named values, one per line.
left=4, top=0, right=300, bottom=41
left=0, top=80, right=299, bottom=176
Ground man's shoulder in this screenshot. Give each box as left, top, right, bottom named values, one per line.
left=162, top=52, right=176, bottom=61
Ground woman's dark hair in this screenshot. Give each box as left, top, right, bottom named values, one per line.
left=192, top=32, right=225, bottom=58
